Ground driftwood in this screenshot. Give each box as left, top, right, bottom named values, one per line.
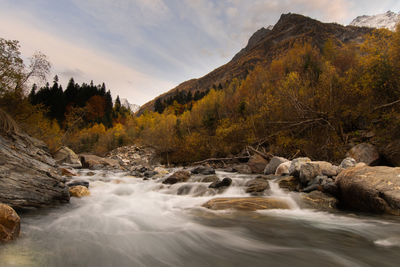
left=246, top=146, right=273, bottom=161
left=193, top=156, right=250, bottom=166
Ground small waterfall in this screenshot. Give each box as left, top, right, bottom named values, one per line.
left=268, top=179, right=300, bottom=209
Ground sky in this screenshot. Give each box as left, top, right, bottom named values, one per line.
left=1, top=0, right=400, bottom=105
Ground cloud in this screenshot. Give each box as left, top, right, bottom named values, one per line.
left=0, top=9, right=174, bottom=105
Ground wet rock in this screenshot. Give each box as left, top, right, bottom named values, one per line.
left=154, top=167, right=169, bottom=175
left=302, top=184, right=320, bottom=193
left=346, top=143, right=379, bottom=165
left=80, top=154, right=120, bottom=170
left=69, top=186, right=90, bottom=198
left=339, top=157, right=357, bottom=169
left=144, top=171, right=158, bottom=178
left=0, top=131, right=70, bottom=209
left=209, top=178, right=232, bottom=189
left=200, top=175, right=220, bottom=183
left=162, top=170, right=191, bottom=184
left=67, top=180, right=89, bottom=188
left=336, top=166, right=400, bottom=215
left=53, top=146, right=82, bottom=168
left=202, top=197, right=290, bottom=211
left=86, top=172, right=96, bottom=176
left=289, top=157, right=311, bottom=177
left=264, top=156, right=289, bottom=175
left=177, top=184, right=193, bottom=195
left=0, top=203, right=20, bottom=242
left=322, top=182, right=339, bottom=197
left=383, top=140, right=400, bottom=166
left=59, top=167, right=78, bottom=177
left=275, top=161, right=291, bottom=175
left=299, top=163, right=322, bottom=185
left=247, top=154, right=268, bottom=174
left=245, top=179, right=270, bottom=195
left=277, top=176, right=299, bottom=191
left=297, top=191, right=338, bottom=211
left=191, top=166, right=215, bottom=175
left=233, top=164, right=252, bottom=174
left=223, top=167, right=238, bottom=173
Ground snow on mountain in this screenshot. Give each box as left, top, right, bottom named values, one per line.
left=350, top=11, right=400, bottom=31
left=121, top=98, right=140, bottom=113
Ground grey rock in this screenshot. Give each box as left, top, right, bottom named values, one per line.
left=289, top=157, right=311, bottom=177
left=264, top=156, right=289, bottom=175
left=209, top=178, right=232, bottom=189
left=163, top=170, right=191, bottom=185
left=245, top=179, right=270, bottom=195
left=200, top=175, right=220, bottom=183
left=339, top=157, right=357, bottom=169
left=275, top=161, right=291, bottom=175
left=67, top=180, right=89, bottom=188
left=299, top=163, right=322, bottom=185
left=191, top=166, right=215, bottom=175
left=53, top=146, right=82, bottom=168
left=346, top=143, right=379, bottom=165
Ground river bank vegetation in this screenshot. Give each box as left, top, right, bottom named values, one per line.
left=1, top=26, right=400, bottom=164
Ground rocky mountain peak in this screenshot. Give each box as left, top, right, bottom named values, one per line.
left=350, top=10, right=400, bottom=31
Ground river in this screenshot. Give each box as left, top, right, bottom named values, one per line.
left=1, top=170, right=400, bottom=266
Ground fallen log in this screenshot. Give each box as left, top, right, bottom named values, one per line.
left=192, top=156, right=250, bottom=166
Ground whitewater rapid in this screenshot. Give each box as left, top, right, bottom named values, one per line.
left=1, top=170, right=400, bottom=267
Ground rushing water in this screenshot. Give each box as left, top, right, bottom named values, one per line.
left=1, top=170, right=400, bottom=267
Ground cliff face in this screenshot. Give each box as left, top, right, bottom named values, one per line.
left=0, top=112, right=70, bottom=209
left=138, top=13, right=373, bottom=114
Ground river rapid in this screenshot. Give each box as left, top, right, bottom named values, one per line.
left=1, top=170, right=400, bottom=267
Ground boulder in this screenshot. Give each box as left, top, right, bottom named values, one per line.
left=383, top=140, right=400, bottom=167
left=299, top=163, right=322, bottom=185
left=53, top=146, right=82, bottom=168
left=209, top=178, right=232, bottom=189
left=247, top=155, right=268, bottom=174
left=346, top=143, right=379, bottom=165
left=162, top=170, right=191, bottom=184
left=277, top=176, right=299, bottom=191
left=80, top=154, right=120, bottom=170
left=69, top=186, right=90, bottom=198
left=233, top=164, right=252, bottom=174
left=59, top=167, right=78, bottom=177
left=245, top=179, right=270, bottom=195
left=202, top=197, right=290, bottom=211
left=297, top=191, right=338, bottom=211
left=223, top=167, right=238, bottom=173
left=311, top=161, right=339, bottom=177
left=0, top=131, right=70, bottom=209
left=67, top=180, right=89, bottom=188
left=264, top=156, right=289, bottom=175
left=191, top=166, right=215, bottom=175
left=339, top=157, right=357, bottom=169
left=275, top=161, right=291, bottom=175
left=0, top=204, right=20, bottom=242
left=200, top=175, right=220, bottom=183
left=336, top=166, right=400, bottom=215
left=289, top=157, right=311, bottom=177
left=143, top=171, right=158, bottom=178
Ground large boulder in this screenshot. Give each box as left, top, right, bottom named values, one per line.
left=346, top=143, right=379, bottom=165
left=311, top=161, right=339, bottom=177
left=162, top=170, right=191, bottom=184
left=383, top=140, right=400, bottom=167
left=245, top=179, right=270, bottom=195
left=80, top=154, right=120, bottom=170
left=247, top=154, right=268, bottom=174
left=0, top=131, right=70, bottom=209
left=275, top=161, right=291, bottom=175
left=200, top=175, right=220, bottom=183
left=299, top=163, right=322, bottom=185
left=69, top=186, right=90, bottom=198
left=264, top=156, right=289, bottom=175
left=0, top=203, right=20, bottom=242
left=202, top=197, right=290, bottom=211
left=336, top=166, right=400, bottom=215
left=339, top=157, right=356, bottom=169
left=53, top=146, right=82, bottom=168
left=233, top=164, right=252, bottom=174
left=289, top=157, right=311, bottom=177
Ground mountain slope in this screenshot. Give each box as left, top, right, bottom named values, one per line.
left=138, top=13, right=372, bottom=114
left=350, top=11, right=400, bottom=31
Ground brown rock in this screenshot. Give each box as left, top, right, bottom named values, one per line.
left=336, top=166, right=400, bottom=215
left=346, top=143, right=379, bottom=165
left=202, top=197, right=290, bottom=211
left=0, top=203, right=20, bottom=242
left=200, top=175, right=220, bottom=183
left=162, top=170, right=191, bottom=184
left=53, top=146, right=82, bottom=168
left=60, top=168, right=77, bottom=177
left=69, top=186, right=90, bottom=198
left=298, top=191, right=338, bottom=211
left=275, top=161, right=291, bottom=175
left=80, top=154, right=120, bottom=170
left=383, top=140, right=400, bottom=167
left=277, top=176, right=299, bottom=191
left=245, top=179, right=270, bottom=195
left=247, top=155, right=268, bottom=174
left=233, top=164, right=252, bottom=174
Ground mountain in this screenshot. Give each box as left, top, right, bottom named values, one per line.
left=138, top=13, right=372, bottom=114
left=120, top=98, right=140, bottom=113
left=350, top=11, right=400, bottom=31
